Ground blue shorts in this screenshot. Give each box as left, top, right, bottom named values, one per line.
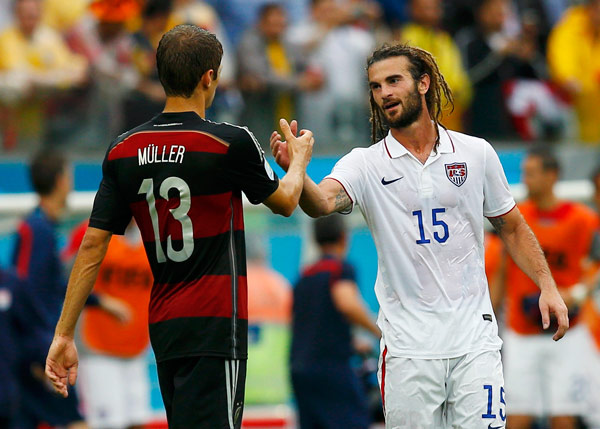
left=14, top=362, right=84, bottom=428
left=291, top=361, right=370, bottom=429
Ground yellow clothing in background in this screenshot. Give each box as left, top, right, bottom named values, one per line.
left=397, top=24, right=472, bottom=131
left=547, top=6, right=600, bottom=144
left=266, top=40, right=294, bottom=127
left=0, top=25, right=86, bottom=85
left=42, top=0, right=89, bottom=31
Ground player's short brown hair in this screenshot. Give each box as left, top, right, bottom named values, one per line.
left=157, top=24, right=223, bottom=98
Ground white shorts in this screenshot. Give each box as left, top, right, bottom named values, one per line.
left=503, top=324, right=588, bottom=417
left=79, top=353, right=151, bottom=429
left=582, top=328, right=600, bottom=428
left=378, top=345, right=505, bottom=429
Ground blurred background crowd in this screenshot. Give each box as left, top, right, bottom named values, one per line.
left=0, top=0, right=599, bottom=154
left=1, top=0, right=600, bottom=428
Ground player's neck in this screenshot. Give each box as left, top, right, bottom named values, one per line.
left=320, top=243, right=345, bottom=259
left=531, top=193, right=559, bottom=211
left=390, top=114, right=437, bottom=164
left=39, top=196, right=65, bottom=222
left=163, top=95, right=206, bottom=118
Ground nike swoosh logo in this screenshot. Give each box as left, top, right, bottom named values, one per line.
left=488, top=424, right=503, bottom=429
left=381, top=176, right=403, bottom=185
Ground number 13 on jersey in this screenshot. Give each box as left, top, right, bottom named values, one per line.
left=138, top=177, right=194, bottom=263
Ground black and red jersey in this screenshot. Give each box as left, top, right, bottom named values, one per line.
left=89, top=111, right=279, bottom=361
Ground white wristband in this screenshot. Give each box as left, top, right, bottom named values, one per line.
left=570, top=283, right=588, bottom=304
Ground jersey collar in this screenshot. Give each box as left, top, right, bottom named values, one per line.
left=384, top=124, right=455, bottom=159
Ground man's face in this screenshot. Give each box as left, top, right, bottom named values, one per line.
left=368, top=56, right=425, bottom=129
left=259, top=7, right=287, bottom=40
left=15, top=0, right=41, bottom=37
left=522, top=156, right=556, bottom=200
left=478, top=0, right=508, bottom=33
left=411, top=0, right=442, bottom=27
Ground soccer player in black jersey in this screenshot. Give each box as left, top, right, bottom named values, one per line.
left=45, top=25, right=314, bottom=429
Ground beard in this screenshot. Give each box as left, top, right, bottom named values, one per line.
left=382, top=84, right=423, bottom=129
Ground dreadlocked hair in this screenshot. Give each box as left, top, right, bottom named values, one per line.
left=366, top=43, right=454, bottom=144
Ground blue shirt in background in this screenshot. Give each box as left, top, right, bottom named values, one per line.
left=291, top=254, right=355, bottom=368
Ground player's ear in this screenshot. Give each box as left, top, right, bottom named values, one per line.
left=418, top=73, right=430, bottom=95
left=200, top=69, right=215, bottom=89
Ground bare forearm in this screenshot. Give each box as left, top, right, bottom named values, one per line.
left=276, top=157, right=309, bottom=215
left=341, top=303, right=381, bottom=338
left=299, top=175, right=329, bottom=217
left=492, top=216, right=554, bottom=291
left=55, top=233, right=110, bottom=338
left=299, top=176, right=351, bottom=218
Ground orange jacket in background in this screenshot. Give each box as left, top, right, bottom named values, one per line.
left=506, top=200, right=599, bottom=334
left=81, top=230, right=152, bottom=358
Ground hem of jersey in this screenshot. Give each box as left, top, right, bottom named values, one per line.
left=155, top=350, right=248, bottom=363
left=323, top=176, right=354, bottom=214
left=382, top=344, right=502, bottom=360
left=485, top=202, right=517, bottom=219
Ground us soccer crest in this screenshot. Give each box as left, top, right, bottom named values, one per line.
left=445, top=162, right=467, bottom=187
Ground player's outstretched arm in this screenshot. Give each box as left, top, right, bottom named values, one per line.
left=488, top=207, right=569, bottom=341
left=45, top=227, right=112, bottom=397
left=269, top=126, right=352, bottom=217
left=263, top=119, right=314, bottom=217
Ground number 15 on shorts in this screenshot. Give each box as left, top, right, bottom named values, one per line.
left=483, top=384, right=506, bottom=426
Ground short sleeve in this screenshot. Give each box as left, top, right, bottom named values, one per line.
left=482, top=141, right=515, bottom=218
left=325, top=148, right=366, bottom=214
left=225, top=127, right=279, bottom=204
left=89, top=156, right=132, bottom=235
left=340, top=261, right=356, bottom=283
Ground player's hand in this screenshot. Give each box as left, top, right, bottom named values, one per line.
left=270, top=119, right=299, bottom=172
left=539, top=286, right=569, bottom=341
left=275, top=119, right=314, bottom=170
left=45, top=335, right=79, bottom=398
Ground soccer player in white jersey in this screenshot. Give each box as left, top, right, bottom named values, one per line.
left=270, top=43, right=569, bottom=429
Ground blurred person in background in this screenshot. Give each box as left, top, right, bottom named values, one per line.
left=244, top=236, right=293, bottom=404
left=372, top=0, right=408, bottom=29
left=42, top=0, right=89, bottom=33
left=580, top=165, right=600, bottom=428
left=491, top=147, right=599, bottom=428
left=290, top=214, right=380, bottom=429
left=205, top=0, right=310, bottom=48
left=122, top=0, right=172, bottom=131
left=10, top=150, right=128, bottom=429
left=0, top=268, right=21, bottom=429
left=458, top=0, right=564, bottom=141
left=547, top=0, right=600, bottom=144
left=290, top=0, right=376, bottom=149
left=63, top=220, right=152, bottom=429
left=66, top=0, right=140, bottom=146
left=0, top=0, right=87, bottom=150
left=396, top=0, right=471, bottom=131
left=237, top=2, right=322, bottom=145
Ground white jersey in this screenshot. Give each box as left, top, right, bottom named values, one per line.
left=326, top=126, right=515, bottom=358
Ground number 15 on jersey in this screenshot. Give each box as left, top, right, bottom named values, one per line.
left=412, top=208, right=449, bottom=244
